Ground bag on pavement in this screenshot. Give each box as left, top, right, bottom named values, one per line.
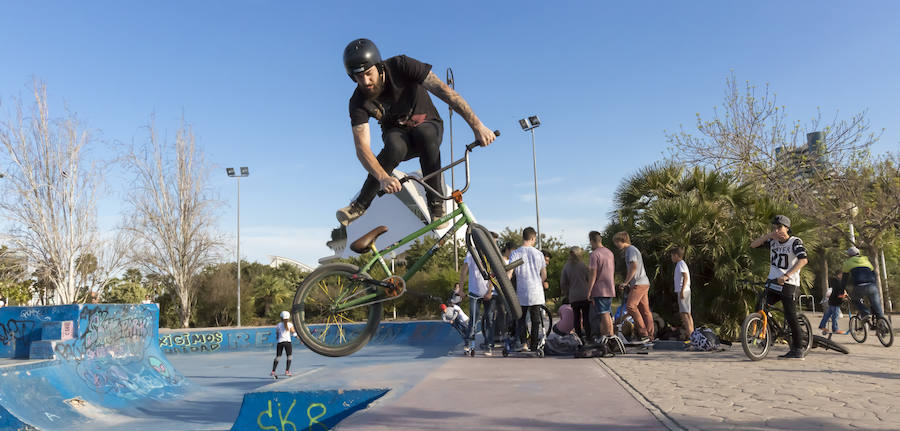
left=689, top=327, right=722, bottom=351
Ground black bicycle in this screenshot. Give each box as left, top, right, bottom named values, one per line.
left=740, top=280, right=813, bottom=361
left=848, top=311, right=893, bottom=347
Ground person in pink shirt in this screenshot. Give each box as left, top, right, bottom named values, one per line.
left=588, top=231, right=616, bottom=339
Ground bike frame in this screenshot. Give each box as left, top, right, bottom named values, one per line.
left=331, top=201, right=478, bottom=313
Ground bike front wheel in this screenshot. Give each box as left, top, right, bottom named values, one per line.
left=875, top=316, right=894, bottom=347
left=741, top=312, right=771, bottom=361
left=292, top=263, right=383, bottom=357
left=848, top=315, right=867, bottom=343
left=469, top=224, right=522, bottom=321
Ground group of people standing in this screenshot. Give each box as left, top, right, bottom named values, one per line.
left=560, top=231, right=694, bottom=345
left=443, top=227, right=549, bottom=356
left=446, top=227, right=699, bottom=356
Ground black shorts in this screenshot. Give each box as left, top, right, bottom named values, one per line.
left=276, top=341, right=292, bottom=356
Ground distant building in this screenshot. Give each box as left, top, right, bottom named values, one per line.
left=775, top=131, right=828, bottom=181
left=267, top=255, right=316, bottom=273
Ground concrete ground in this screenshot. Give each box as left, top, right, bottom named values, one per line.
left=597, top=315, right=899, bottom=431
left=337, top=354, right=666, bottom=431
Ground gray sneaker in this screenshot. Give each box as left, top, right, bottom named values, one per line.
left=336, top=202, right=366, bottom=226
left=429, top=202, right=450, bottom=229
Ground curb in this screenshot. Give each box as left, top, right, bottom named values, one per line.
left=594, top=357, right=688, bottom=431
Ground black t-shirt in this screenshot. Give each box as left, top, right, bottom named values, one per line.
left=348, top=55, right=442, bottom=130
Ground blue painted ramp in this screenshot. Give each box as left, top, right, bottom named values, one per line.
left=230, top=389, right=389, bottom=431
left=0, top=305, right=186, bottom=430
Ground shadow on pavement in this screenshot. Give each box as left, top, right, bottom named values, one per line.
left=340, top=406, right=660, bottom=430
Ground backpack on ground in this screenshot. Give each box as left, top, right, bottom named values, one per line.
left=573, top=336, right=626, bottom=358
left=689, top=327, right=723, bottom=351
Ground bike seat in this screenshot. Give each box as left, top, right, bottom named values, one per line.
left=350, top=225, right=389, bottom=254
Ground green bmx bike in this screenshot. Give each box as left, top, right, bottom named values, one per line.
left=291, top=131, right=523, bottom=357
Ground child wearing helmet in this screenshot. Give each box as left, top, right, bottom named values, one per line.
left=271, top=311, right=297, bottom=377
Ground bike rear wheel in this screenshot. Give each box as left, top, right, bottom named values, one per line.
left=875, top=316, right=894, bottom=347
left=849, top=315, right=867, bottom=343
left=812, top=334, right=850, bottom=354
left=741, top=312, right=771, bottom=361
left=292, top=263, right=383, bottom=357
left=798, top=314, right=813, bottom=354
left=469, top=224, right=522, bottom=321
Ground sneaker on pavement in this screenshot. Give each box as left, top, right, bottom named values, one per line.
left=484, top=348, right=493, bottom=357
left=270, top=370, right=276, bottom=377
left=778, top=349, right=805, bottom=360
left=640, top=337, right=652, bottom=344
left=336, top=202, right=367, bottom=226
left=834, top=330, right=846, bottom=335
left=428, top=202, right=450, bottom=229
left=285, top=370, right=292, bottom=376
left=463, top=346, right=471, bottom=355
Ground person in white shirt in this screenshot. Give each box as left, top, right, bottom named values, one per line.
left=750, top=214, right=808, bottom=360
left=507, top=227, right=547, bottom=352
left=669, top=247, right=693, bottom=340
left=460, top=250, right=495, bottom=356
left=440, top=303, right=469, bottom=339
left=271, top=311, right=297, bottom=377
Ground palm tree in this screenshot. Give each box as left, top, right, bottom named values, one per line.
left=607, top=163, right=815, bottom=338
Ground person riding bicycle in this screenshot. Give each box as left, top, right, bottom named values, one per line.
left=336, top=38, right=496, bottom=227
left=750, top=215, right=809, bottom=360
left=841, top=246, right=884, bottom=321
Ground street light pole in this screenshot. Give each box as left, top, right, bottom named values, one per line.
left=519, top=115, right=542, bottom=249
left=226, top=167, right=249, bottom=327
left=529, top=127, right=541, bottom=249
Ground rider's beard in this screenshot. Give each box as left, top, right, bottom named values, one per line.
left=361, top=77, right=384, bottom=99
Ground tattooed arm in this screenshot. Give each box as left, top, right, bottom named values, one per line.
left=423, top=71, right=496, bottom=146
left=353, top=123, right=401, bottom=193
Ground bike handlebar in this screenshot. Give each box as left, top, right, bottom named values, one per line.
left=377, top=130, right=500, bottom=199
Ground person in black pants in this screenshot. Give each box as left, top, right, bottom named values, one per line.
left=561, top=246, right=592, bottom=343
left=750, top=215, right=809, bottom=359
left=336, top=38, right=496, bottom=227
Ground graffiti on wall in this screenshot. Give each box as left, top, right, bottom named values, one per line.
left=53, top=305, right=183, bottom=397
left=160, top=328, right=278, bottom=354
left=0, top=319, right=36, bottom=346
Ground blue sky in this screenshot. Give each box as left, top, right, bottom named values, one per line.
left=1, top=2, right=898, bottom=267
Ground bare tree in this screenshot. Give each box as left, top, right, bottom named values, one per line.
left=122, top=118, right=222, bottom=327
left=668, top=74, right=899, bottom=309
left=666, top=74, right=893, bottom=240
left=0, top=82, right=110, bottom=303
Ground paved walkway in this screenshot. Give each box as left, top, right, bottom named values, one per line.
left=598, top=336, right=899, bottom=430
left=337, top=354, right=667, bottom=430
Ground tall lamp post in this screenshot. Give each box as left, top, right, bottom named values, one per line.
left=226, top=166, right=249, bottom=327
left=519, top=115, right=542, bottom=249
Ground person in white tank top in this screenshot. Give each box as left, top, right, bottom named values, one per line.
left=272, top=311, right=297, bottom=377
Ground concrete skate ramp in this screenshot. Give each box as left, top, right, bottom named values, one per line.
left=230, top=389, right=389, bottom=431
left=0, top=304, right=186, bottom=430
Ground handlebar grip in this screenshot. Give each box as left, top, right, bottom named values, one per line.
left=504, top=258, right=524, bottom=272
left=376, top=176, right=411, bottom=197
left=466, top=130, right=501, bottom=152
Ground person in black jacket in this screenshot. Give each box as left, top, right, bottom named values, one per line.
left=818, top=270, right=846, bottom=335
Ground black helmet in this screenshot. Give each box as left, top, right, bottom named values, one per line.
left=343, top=38, right=382, bottom=79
